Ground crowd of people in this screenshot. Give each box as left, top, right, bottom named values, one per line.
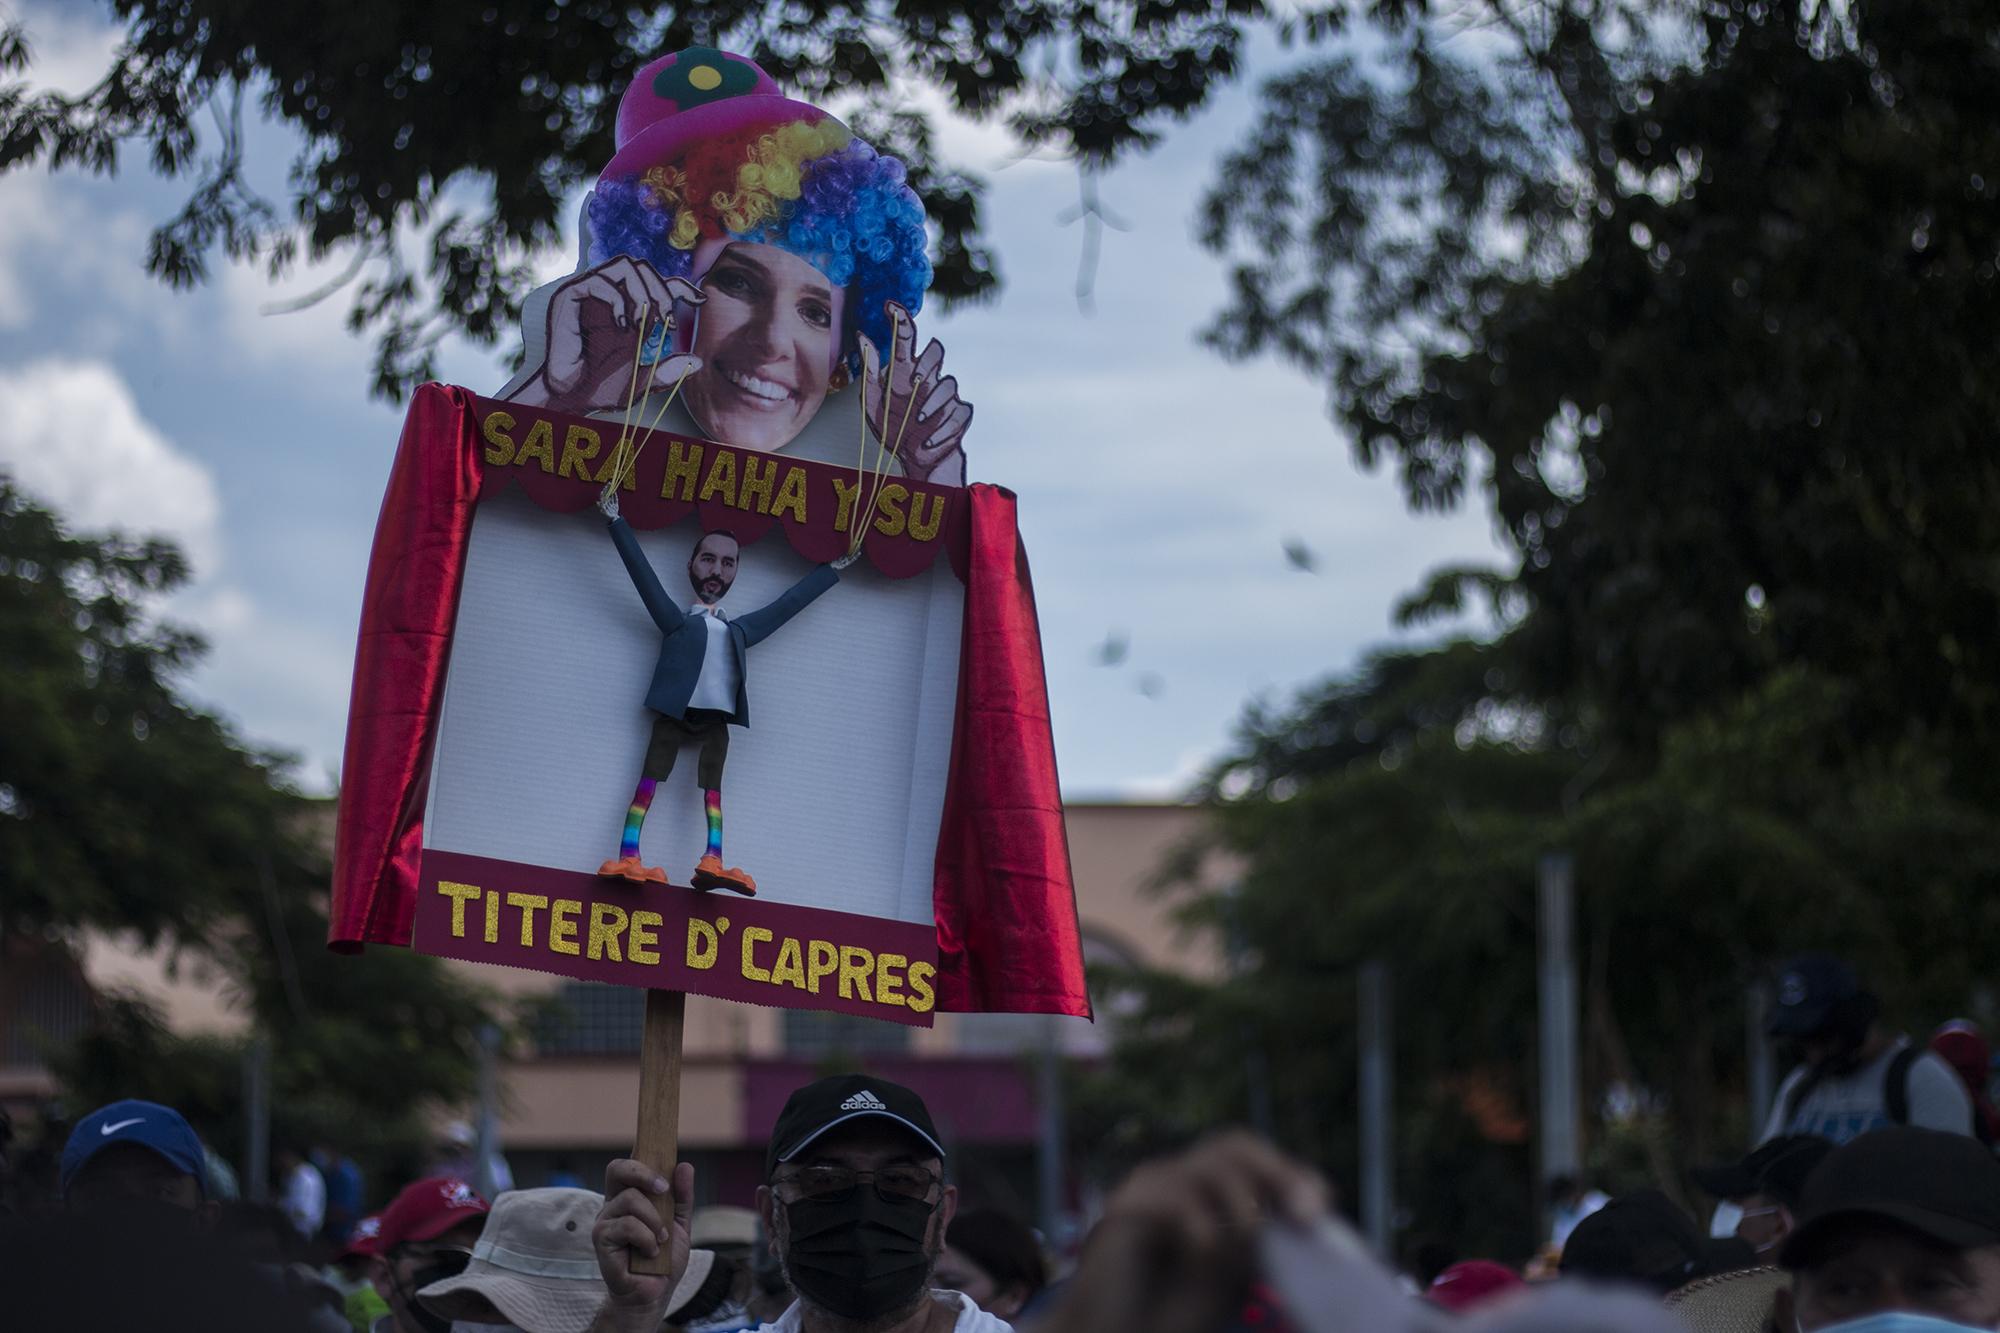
left=7, top=953, right=2000, bottom=1333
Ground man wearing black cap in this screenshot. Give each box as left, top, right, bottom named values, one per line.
left=1694, top=1134, right=1834, bottom=1261
left=1762, top=954, right=1973, bottom=1144
left=1557, top=1189, right=1752, bottom=1293
left=1778, top=1126, right=2000, bottom=1331
left=589, top=1075, right=1013, bottom=1333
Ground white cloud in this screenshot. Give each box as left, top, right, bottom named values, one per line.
left=0, top=169, right=196, bottom=348
left=217, top=259, right=375, bottom=379
left=0, top=173, right=61, bottom=329
left=0, top=358, right=223, bottom=574
left=13, top=5, right=122, bottom=98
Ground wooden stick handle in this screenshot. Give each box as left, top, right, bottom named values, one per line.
left=631, top=987, right=686, bottom=1277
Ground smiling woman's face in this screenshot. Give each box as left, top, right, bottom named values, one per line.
left=681, top=240, right=845, bottom=451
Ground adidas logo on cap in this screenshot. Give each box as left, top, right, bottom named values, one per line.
left=840, top=1089, right=889, bottom=1111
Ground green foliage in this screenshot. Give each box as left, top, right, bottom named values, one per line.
left=0, top=476, right=265, bottom=943
left=1075, top=657, right=1558, bottom=1256
left=1083, top=657, right=2000, bottom=1260
left=1072, top=3, right=2000, bottom=1255
left=1205, top=0, right=2000, bottom=775
left=0, top=477, right=505, bottom=1181
left=0, top=0, right=1357, bottom=399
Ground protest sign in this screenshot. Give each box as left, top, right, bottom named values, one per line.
left=330, top=47, right=1087, bottom=1263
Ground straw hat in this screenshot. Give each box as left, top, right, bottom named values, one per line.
left=1663, top=1265, right=1788, bottom=1333
left=419, top=1186, right=715, bottom=1333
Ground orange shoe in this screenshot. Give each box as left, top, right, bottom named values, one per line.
left=691, top=853, right=757, bottom=896
left=598, top=855, right=667, bottom=884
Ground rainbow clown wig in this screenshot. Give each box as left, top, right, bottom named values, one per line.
left=587, top=47, right=931, bottom=376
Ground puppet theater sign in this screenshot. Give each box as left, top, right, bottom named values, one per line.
left=330, top=46, right=1088, bottom=1057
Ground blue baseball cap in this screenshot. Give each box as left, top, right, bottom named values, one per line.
left=61, top=1099, right=211, bottom=1199
left=1767, top=953, right=1862, bottom=1038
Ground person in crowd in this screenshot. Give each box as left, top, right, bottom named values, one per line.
left=585, top=1074, right=999, bottom=1333
left=1548, top=1173, right=1611, bottom=1249
left=1693, top=1133, right=1833, bottom=1261
left=667, top=1250, right=747, bottom=1332
left=206, top=1140, right=243, bottom=1200
left=1028, top=1132, right=1676, bottom=1333
left=59, top=1096, right=217, bottom=1225
left=368, top=1176, right=491, bottom=1333
left=3, top=1203, right=326, bottom=1332
left=318, top=1144, right=368, bottom=1245
left=1662, top=1265, right=1791, bottom=1333
left=1558, top=1190, right=1752, bottom=1293
left=1930, top=1020, right=2000, bottom=1145
left=682, top=1207, right=762, bottom=1333
left=430, top=1120, right=516, bottom=1195
left=278, top=1140, right=330, bottom=1244
left=212, top=1200, right=352, bottom=1333
left=335, top=1215, right=393, bottom=1333
left=1776, top=1126, right=2000, bottom=1330
left=1407, top=1239, right=1461, bottom=1290
left=936, top=1208, right=1048, bottom=1320
left=1005, top=1131, right=1328, bottom=1333
left=745, top=1239, right=796, bottom=1327
left=417, top=1186, right=714, bottom=1333
left=694, top=1204, right=761, bottom=1252
left=1762, top=953, right=1973, bottom=1143
left=1423, top=1260, right=1525, bottom=1313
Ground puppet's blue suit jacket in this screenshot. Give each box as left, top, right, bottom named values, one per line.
left=607, top=516, right=839, bottom=726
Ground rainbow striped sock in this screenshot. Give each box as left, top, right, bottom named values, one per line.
left=704, top=788, right=722, bottom=857
left=621, top=778, right=657, bottom=860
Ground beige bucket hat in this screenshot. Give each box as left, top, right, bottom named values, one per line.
left=419, top=1186, right=715, bottom=1333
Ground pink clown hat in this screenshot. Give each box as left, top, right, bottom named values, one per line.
left=603, top=46, right=840, bottom=184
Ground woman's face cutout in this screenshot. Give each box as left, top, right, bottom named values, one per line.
left=680, top=239, right=846, bottom=451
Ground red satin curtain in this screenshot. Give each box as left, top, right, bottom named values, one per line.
left=329, top=386, right=484, bottom=950
left=932, top=486, right=1091, bottom=1017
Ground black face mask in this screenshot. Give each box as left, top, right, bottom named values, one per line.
left=783, top=1190, right=936, bottom=1321
left=396, top=1251, right=470, bottom=1333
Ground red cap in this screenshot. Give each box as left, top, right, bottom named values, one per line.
left=339, top=1214, right=385, bottom=1261
left=375, top=1177, right=490, bottom=1250
left=1425, top=1260, right=1526, bottom=1312
left=1932, top=1021, right=1991, bottom=1087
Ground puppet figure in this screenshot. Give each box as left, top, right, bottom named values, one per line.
left=594, top=485, right=852, bottom=895
left=500, top=46, right=971, bottom=483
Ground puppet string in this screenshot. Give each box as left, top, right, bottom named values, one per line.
left=605, top=301, right=654, bottom=492
left=615, top=359, right=694, bottom=491
left=622, top=354, right=665, bottom=483
left=607, top=358, right=666, bottom=493
left=849, top=349, right=874, bottom=557
left=849, top=397, right=897, bottom=559
left=851, top=354, right=924, bottom=552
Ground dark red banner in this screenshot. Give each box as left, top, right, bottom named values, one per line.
left=470, top=396, right=965, bottom=580
left=414, top=850, right=941, bottom=1026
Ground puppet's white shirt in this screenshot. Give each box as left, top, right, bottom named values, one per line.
left=688, top=604, right=740, bottom=713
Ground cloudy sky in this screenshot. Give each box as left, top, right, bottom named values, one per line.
left=0, top=5, right=1508, bottom=799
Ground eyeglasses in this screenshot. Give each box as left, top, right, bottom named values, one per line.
left=775, top=1164, right=942, bottom=1204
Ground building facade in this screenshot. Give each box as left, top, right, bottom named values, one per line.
left=2, top=802, right=1223, bottom=1218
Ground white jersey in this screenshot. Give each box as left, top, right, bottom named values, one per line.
left=1761, top=1037, right=1974, bottom=1144
left=758, top=1292, right=1011, bottom=1333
